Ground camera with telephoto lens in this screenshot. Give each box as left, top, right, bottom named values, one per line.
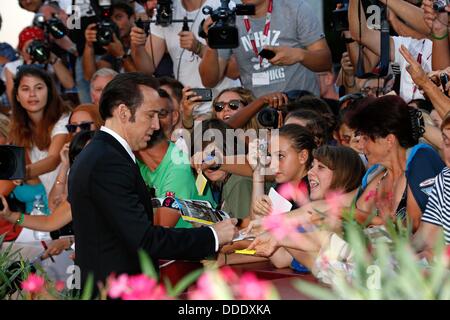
left=27, top=40, right=51, bottom=64
left=434, top=0, right=449, bottom=12
left=95, top=0, right=117, bottom=46
left=199, top=0, right=255, bottom=49
left=33, top=13, right=67, bottom=39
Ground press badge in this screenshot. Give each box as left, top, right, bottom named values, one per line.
left=252, top=72, right=270, bottom=86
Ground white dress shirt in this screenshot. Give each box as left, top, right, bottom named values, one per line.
left=99, top=126, right=220, bottom=251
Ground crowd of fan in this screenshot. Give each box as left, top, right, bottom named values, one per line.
left=1, top=0, right=450, bottom=284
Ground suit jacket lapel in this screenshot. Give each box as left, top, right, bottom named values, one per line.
left=95, top=131, right=154, bottom=222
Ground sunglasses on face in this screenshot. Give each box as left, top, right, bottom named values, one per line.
left=213, top=100, right=244, bottom=113
left=66, top=122, right=94, bottom=133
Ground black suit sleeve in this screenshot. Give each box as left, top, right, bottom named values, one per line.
left=90, top=158, right=216, bottom=260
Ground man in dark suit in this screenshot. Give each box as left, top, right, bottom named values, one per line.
left=68, top=73, right=237, bottom=290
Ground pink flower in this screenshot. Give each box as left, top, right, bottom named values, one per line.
left=107, top=274, right=169, bottom=300
left=277, top=182, right=309, bottom=208
left=108, top=274, right=130, bottom=299
left=188, top=273, right=215, bottom=300
left=262, top=214, right=299, bottom=241
left=219, top=267, right=239, bottom=282
left=446, top=245, right=450, bottom=259
left=21, top=273, right=45, bottom=294
left=237, top=273, right=271, bottom=300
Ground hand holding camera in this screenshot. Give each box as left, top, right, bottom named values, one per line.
left=130, top=25, right=148, bottom=48
left=423, top=0, right=449, bottom=32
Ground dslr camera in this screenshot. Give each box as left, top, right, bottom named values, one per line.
left=96, top=0, right=117, bottom=46
left=199, top=0, right=255, bottom=49
left=156, top=0, right=174, bottom=26
left=27, top=40, right=51, bottom=64
left=33, top=13, right=67, bottom=39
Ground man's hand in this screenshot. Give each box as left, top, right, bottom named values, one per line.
left=42, top=238, right=71, bottom=259
left=265, top=46, right=304, bottom=66
left=212, top=218, right=239, bottom=247
left=178, top=31, right=200, bottom=53
left=422, top=0, right=449, bottom=33
left=247, top=232, right=279, bottom=257
left=259, top=92, right=288, bottom=109
left=105, top=33, right=125, bottom=58
left=85, top=23, right=97, bottom=48
left=399, top=45, right=430, bottom=88
left=341, top=52, right=355, bottom=76
left=130, top=26, right=147, bottom=48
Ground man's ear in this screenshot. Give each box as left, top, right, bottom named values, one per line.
left=172, top=109, right=180, bottom=127
left=117, top=104, right=130, bottom=122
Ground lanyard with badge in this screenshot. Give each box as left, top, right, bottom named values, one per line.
left=243, top=0, right=273, bottom=66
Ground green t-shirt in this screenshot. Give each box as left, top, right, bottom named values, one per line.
left=221, top=174, right=253, bottom=220
left=137, top=142, right=216, bottom=228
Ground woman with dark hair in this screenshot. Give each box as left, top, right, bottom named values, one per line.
left=10, top=65, right=71, bottom=194
left=348, top=95, right=445, bottom=231
left=2, top=66, right=72, bottom=240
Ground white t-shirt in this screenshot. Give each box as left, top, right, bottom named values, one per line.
left=393, top=36, right=433, bottom=103
left=1, top=59, right=55, bottom=81
left=151, top=0, right=241, bottom=115
left=30, top=113, right=70, bottom=196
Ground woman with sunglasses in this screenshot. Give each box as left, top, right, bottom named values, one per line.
left=66, top=104, right=103, bottom=134
left=181, top=86, right=288, bottom=130
left=48, top=105, right=102, bottom=211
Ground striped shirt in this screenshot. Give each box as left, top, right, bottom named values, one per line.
left=422, top=167, right=450, bottom=244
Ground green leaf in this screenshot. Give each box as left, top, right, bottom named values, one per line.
left=293, top=280, right=337, bottom=300
left=138, top=250, right=158, bottom=280
left=81, top=273, right=94, bottom=300
left=172, top=268, right=204, bottom=297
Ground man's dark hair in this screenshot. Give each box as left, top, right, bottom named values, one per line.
left=99, top=72, right=159, bottom=121
left=112, top=0, right=135, bottom=17
left=158, top=76, right=184, bottom=103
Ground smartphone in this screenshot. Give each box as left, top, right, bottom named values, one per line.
left=258, top=48, right=276, bottom=60
left=190, top=88, right=212, bottom=102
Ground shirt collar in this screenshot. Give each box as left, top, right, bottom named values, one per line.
left=100, top=126, right=136, bottom=163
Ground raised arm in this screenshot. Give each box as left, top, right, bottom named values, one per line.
left=130, top=26, right=166, bottom=75
left=379, top=0, right=430, bottom=35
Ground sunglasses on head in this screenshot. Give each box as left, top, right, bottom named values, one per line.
left=66, top=122, right=93, bottom=133
left=213, top=100, right=244, bottom=113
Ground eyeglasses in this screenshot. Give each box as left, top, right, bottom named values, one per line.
left=213, top=100, right=244, bottom=113
left=66, top=122, right=94, bottom=133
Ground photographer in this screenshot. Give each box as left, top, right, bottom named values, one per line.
left=348, top=0, right=434, bottom=103
left=1, top=26, right=75, bottom=106
left=130, top=0, right=240, bottom=116
left=199, top=0, right=332, bottom=98
left=82, top=0, right=137, bottom=81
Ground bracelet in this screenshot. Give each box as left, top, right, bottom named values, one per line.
left=16, top=213, right=25, bottom=226
left=431, top=32, right=449, bottom=41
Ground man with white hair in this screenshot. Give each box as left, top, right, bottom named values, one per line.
left=90, top=68, right=118, bottom=106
